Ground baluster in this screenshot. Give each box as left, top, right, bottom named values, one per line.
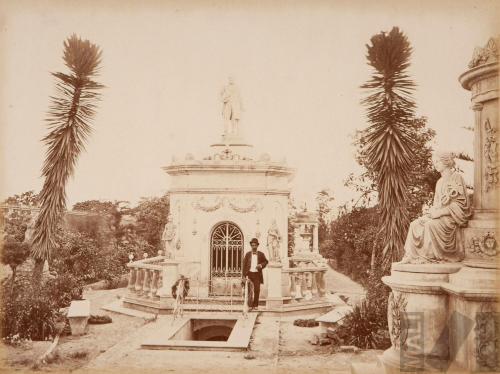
left=143, top=269, right=151, bottom=297
left=289, top=273, right=296, bottom=301
left=128, top=268, right=137, bottom=292
left=156, top=271, right=163, bottom=297
left=303, top=272, right=312, bottom=300
left=135, top=268, right=144, bottom=295
left=295, top=273, right=303, bottom=300
left=317, top=271, right=326, bottom=297
left=311, top=271, right=318, bottom=298
left=150, top=269, right=159, bottom=298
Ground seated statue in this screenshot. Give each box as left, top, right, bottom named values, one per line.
left=401, top=152, right=471, bottom=264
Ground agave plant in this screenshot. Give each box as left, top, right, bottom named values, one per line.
left=360, top=27, right=416, bottom=267
left=30, top=34, right=103, bottom=281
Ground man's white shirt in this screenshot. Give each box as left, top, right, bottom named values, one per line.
left=250, top=252, right=258, bottom=272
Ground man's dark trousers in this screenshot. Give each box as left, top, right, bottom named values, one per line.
left=247, top=272, right=260, bottom=308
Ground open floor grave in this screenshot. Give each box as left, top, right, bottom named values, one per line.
left=141, top=312, right=258, bottom=351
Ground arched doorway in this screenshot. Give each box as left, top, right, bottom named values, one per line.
left=210, top=222, right=243, bottom=296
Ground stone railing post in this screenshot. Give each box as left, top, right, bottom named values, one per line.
left=157, top=260, right=180, bottom=309
left=266, top=262, right=283, bottom=308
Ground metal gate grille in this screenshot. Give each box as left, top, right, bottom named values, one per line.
left=210, top=222, right=243, bottom=295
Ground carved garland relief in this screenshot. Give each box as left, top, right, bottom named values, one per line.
left=388, top=292, right=408, bottom=350
left=475, top=304, right=500, bottom=371
left=484, top=119, right=498, bottom=191
left=191, top=196, right=263, bottom=213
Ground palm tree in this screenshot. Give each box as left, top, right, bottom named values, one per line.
left=31, top=34, right=103, bottom=282
left=360, top=27, right=416, bottom=268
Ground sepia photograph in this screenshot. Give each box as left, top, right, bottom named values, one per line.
left=0, top=0, right=499, bottom=373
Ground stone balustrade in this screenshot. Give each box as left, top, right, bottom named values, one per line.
left=283, top=266, right=327, bottom=301
left=127, top=256, right=165, bottom=298
left=125, top=256, right=328, bottom=311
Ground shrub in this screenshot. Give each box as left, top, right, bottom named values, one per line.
left=45, top=273, right=83, bottom=308
left=1, top=271, right=84, bottom=342
left=322, top=207, right=378, bottom=288
left=331, top=300, right=391, bottom=350
left=1, top=276, right=59, bottom=341
left=52, top=229, right=105, bottom=283
left=1, top=240, right=30, bottom=284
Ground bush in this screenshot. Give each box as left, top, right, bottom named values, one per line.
left=331, top=299, right=391, bottom=350
left=322, top=207, right=378, bottom=288
left=1, top=276, right=59, bottom=341
left=51, top=228, right=130, bottom=288
left=45, top=273, right=83, bottom=308
left=0, top=271, right=84, bottom=342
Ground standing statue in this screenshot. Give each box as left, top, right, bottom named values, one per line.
left=24, top=213, right=37, bottom=243
left=401, top=152, right=471, bottom=264
left=267, top=219, right=282, bottom=262
left=161, top=213, right=176, bottom=259
left=220, top=77, right=243, bottom=137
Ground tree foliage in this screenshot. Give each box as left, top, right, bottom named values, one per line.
left=315, top=189, right=335, bottom=243
left=131, top=195, right=170, bottom=251
left=31, top=34, right=103, bottom=280
left=323, top=207, right=378, bottom=287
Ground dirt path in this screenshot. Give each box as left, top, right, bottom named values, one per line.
left=325, top=266, right=365, bottom=305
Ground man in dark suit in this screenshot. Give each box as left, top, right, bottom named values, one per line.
left=242, top=238, right=268, bottom=310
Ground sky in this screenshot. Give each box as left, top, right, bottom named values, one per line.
left=1, top=0, right=499, bottom=211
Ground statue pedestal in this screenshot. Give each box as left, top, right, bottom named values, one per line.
left=266, top=262, right=284, bottom=308
left=381, top=263, right=462, bottom=373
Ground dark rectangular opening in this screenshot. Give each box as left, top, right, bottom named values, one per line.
left=169, top=318, right=237, bottom=342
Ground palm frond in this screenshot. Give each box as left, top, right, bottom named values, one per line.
left=360, top=27, right=416, bottom=265
left=30, top=34, right=103, bottom=261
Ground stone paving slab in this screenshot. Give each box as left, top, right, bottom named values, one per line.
left=101, top=299, right=157, bottom=320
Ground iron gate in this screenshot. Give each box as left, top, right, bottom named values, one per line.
left=210, top=222, right=243, bottom=295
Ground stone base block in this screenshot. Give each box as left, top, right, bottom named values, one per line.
left=265, top=297, right=283, bottom=308
left=448, top=265, right=500, bottom=293
left=69, top=316, right=89, bottom=335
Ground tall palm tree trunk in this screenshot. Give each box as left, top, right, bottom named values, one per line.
left=30, top=35, right=103, bottom=283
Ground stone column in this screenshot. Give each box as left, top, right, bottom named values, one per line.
left=457, top=37, right=499, bottom=271
left=266, top=263, right=284, bottom=308
left=446, top=36, right=500, bottom=373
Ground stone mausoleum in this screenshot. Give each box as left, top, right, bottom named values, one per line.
left=123, top=78, right=330, bottom=314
